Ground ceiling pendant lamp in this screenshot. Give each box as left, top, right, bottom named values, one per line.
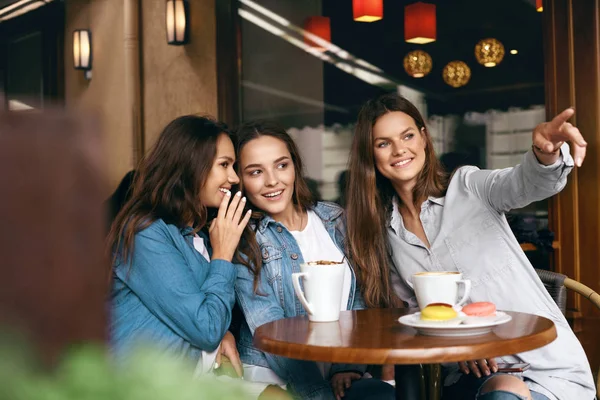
left=403, top=50, right=432, bottom=78
left=303, top=16, right=331, bottom=51
left=443, top=61, right=471, bottom=88
left=353, top=0, right=383, bottom=22
left=404, top=2, right=436, bottom=44
left=474, top=38, right=505, bottom=67
left=536, top=0, right=543, bottom=12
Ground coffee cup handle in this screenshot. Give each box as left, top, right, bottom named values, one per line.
left=456, top=279, right=472, bottom=307
left=292, top=272, right=314, bottom=316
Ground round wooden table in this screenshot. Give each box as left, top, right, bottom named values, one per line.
left=254, top=308, right=557, bottom=400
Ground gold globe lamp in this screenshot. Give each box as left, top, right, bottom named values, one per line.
left=442, top=61, right=471, bottom=88
left=403, top=50, right=433, bottom=78
left=474, top=38, right=505, bottom=67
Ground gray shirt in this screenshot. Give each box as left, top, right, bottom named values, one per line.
left=388, top=144, right=595, bottom=400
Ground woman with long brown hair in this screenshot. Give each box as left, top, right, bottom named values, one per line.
left=234, top=120, right=395, bottom=400
left=346, top=93, right=594, bottom=399
left=107, top=115, right=256, bottom=378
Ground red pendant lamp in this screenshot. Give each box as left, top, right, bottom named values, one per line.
left=536, top=0, right=543, bottom=12
left=405, top=2, right=436, bottom=44
left=304, top=16, right=331, bottom=51
left=353, top=0, right=383, bottom=22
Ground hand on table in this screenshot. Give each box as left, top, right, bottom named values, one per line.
left=331, top=372, right=362, bottom=400
left=458, top=358, right=498, bottom=378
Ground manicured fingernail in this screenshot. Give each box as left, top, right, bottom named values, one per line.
left=242, top=197, right=246, bottom=202
left=225, top=191, right=231, bottom=196
left=236, top=191, right=242, bottom=197
left=492, top=366, right=498, bottom=373
left=247, top=209, right=252, bottom=213
left=575, top=157, right=582, bottom=167
left=485, top=370, right=490, bottom=376
left=214, top=363, right=220, bottom=369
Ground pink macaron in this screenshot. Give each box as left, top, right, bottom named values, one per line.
left=462, top=301, right=497, bottom=317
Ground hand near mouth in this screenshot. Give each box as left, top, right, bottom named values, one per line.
left=209, top=190, right=252, bottom=261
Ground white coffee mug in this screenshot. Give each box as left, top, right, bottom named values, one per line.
left=292, top=262, right=345, bottom=322
left=408, top=271, right=471, bottom=310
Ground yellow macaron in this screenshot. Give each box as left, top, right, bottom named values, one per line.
left=420, top=303, right=458, bottom=321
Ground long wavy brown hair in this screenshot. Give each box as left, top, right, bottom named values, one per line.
left=235, top=120, right=315, bottom=293
left=106, top=115, right=261, bottom=275
left=346, top=93, right=447, bottom=308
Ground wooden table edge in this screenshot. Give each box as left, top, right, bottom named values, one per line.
left=253, top=315, right=558, bottom=365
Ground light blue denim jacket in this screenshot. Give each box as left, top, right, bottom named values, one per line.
left=110, top=219, right=236, bottom=364
left=235, top=202, right=366, bottom=400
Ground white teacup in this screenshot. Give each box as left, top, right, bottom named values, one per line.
left=408, top=271, right=471, bottom=310
left=292, top=262, right=345, bottom=322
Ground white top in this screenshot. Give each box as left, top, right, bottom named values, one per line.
left=191, top=234, right=220, bottom=376
left=243, top=211, right=353, bottom=385
left=290, top=210, right=352, bottom=310
left=192, top=235, right=210, bottom=262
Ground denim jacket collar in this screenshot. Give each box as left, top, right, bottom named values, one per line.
left=255, top=201, right=344, bottom=233
left=180, top=226, right=194, bottom=236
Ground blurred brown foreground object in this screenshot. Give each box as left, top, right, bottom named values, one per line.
left=0, top=111, right=108, bottom=366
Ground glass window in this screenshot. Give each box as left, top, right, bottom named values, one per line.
left=238, top=0, right=552, bottom=268
left=7, top=32, right=43, bottom=110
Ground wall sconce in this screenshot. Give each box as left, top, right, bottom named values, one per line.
left=166, top=0, right=189, bottom=45
left=73, top=29, right=92, bottom=80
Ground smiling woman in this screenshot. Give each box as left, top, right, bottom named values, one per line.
left=199, top=133, right=240, bottom=209
left=372, top=114, right=428, bottom=191
left=346, top=92, right=595, bottom=400
left=237, top=124, right=312, bottom=226
left=107, top=115, right=258, bottom=380
left=232, top=120, right=396, bottom=400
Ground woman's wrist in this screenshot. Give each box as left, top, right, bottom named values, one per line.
left=532, top=143, right=562, bottom=165
left=532, top=141, right=563, bottom=155
left=211, top=252, right=233, bottom=262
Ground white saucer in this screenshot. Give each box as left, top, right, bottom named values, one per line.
left=398, top=311, right=512, bottom=337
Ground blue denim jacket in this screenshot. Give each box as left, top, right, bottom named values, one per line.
left=235, top=202, right=366, bottom=400
left=110, top=219, right=236, bottom=363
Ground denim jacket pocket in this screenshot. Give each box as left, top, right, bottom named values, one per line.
left=260, top=244, right=285, bottom=307
left=445, top=214, right=514, bottom=287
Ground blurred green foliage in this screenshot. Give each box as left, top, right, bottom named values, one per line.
left=0, top=337, right=253, bottom=400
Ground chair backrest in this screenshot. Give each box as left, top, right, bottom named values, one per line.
left=535, top=269, right=568, bottom=316
left=535, top=269, right=600, bottom=397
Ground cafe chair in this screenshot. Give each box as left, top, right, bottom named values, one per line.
left=535, top=268, right=600, bottom=396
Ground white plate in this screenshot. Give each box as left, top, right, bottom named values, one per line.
left=398, top=311, right=512, bottom=337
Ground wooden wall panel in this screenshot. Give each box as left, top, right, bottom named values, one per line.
left=545, top=0, right=600, bottom=374
left=572, top=0, right=600, bottom=319
left=216, top=0, right=241, bottom=127
left=544, top=0, right=582, bottom=316
left=545, top=0, right=600, bottom=317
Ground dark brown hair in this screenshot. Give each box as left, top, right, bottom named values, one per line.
left=346, top=93, right=447, bottom=308
left=235, top=120, right=315, bottom=292
left=106, top=115, right=260, bottom=275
